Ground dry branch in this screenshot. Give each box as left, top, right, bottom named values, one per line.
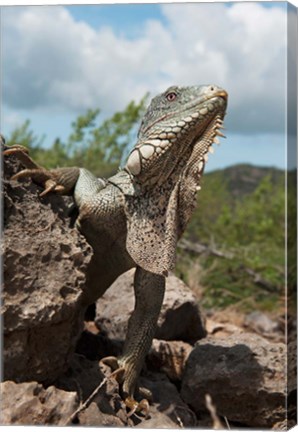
left=178, top=238, right=280, bottom=293
left=205, top=393, right=224, bottom=430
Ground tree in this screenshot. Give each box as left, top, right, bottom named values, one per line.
left=6, top=95, right=148, bottom=178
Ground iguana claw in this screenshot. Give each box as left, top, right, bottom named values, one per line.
left=3, top=145, right=55, bottom=196
left=3, top=144, right=29, bottom=154
left=125, top=396, right=150, bottom=418
left=3, top=145, right=40, bottom=170
left=3, top=145, right=79, bottom=196
left=99, top=356, right=120, bottom=371
left=99, top=356, right=150, bottom=418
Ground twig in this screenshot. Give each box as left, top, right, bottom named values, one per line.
left=173, top=411, right=184, bottom=428
left=63, top=367, right=124, bottom=426
left=224, top=416, right=231, bottom=430
left=178, top=238, right=233, bottom=259
left=178, top=238, right=280, bottom=293
left=174, top=405, right=198, bottom=427
left=205, top=394, right=224, bottom=430
left=63, top=376, right=108, bottom=425
left=243, top=267, right=278, bottom=293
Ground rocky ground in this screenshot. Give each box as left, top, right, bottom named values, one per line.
left=1, top=145, right=297, bottom=429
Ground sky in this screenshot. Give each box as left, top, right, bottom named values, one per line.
left=1, top=2, right=292, bottom=172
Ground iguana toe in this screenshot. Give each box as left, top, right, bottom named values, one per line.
left=99, top=355, right=120, bottom=371
left=10, top=167, right=64, bottom=197
left=99, top=356, right=126, bottom=385
left=99, top=356, right=151, bottom=417
left=3, top=144, right=30, bottom=156
left=3, top=145, right=40, bottom=170
left=125, top=396, right=150, bottom=418
left=138, top=386, right=153, bottom=402
left=4, top=145, right=80, bottom=196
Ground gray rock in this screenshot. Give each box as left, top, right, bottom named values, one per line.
left=0, top=381, right=78, bottom=425
left=55, top=354, right=197, bottom=428
left=95, top=268, right=206, bottom=343
left=2, top=151, right=91, bottom=383
left=272, top=418, right=297, bottom=430
left=54, top=353, right=128, bottom=426
left=78, top=402, right=125, bottom=427
left=137, top=372, right=198, bottom=428
left=244, top=311, right=279, bottom=335
left=181, top=333, right=286, bottom=427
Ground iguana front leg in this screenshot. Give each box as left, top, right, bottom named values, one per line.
left=3, top=145, right=80, bottom=196
left=101, top=267, right=165, bottom=416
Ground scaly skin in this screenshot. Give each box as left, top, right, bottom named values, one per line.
left=3, top=84, right=228, bottom=415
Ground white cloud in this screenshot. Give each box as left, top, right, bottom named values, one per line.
left=1, top=111, right=23, bottom=130
left=2, top=4, right=287, bottom=134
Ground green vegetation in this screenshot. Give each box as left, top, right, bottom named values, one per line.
left=178, top=168, right=286, bottom=312
left=7, top=96, right=148, bottom=178
left=5, top=100, right=289, bottom=313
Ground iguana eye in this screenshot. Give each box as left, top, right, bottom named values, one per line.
left=166, top=92, right=177, bottom=102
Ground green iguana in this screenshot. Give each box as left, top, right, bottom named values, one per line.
left=3, top=84, right=228, bottom=415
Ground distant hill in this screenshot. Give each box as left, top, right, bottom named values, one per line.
left=184, top=162, right=288, bottom=246
left=203, top=164, right=285, bottom=201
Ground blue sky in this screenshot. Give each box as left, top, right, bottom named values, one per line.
left=1, top=2, right=290, bottom=172
left=65, top=4, right=168, bottom=35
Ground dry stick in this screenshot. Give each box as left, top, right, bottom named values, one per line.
left=178, top=238, right=233, bottom=259
left=178, top=238, right=279, bottom=293
left=174, top=411, right=184, bottom=428
left=224, top=416, right=231, bottom=430
left=175, top=405, right=198, bottom=427
left=205, top=394, right=224, bottom=430
left=63, top=368, right=125, bottom=426
left=63, top=376, right=108, bottom=425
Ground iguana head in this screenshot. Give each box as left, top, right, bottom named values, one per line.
left=125, top=85, right=228, bottom=186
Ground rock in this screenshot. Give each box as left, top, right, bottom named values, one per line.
left=55, top=353, right=111, bottom=401
left=272, top=419, right=297, bottom=430
left=0, top=381, right=78, bottom=425
left=55, top=353, right=128, bottom=426
left=2, top=149, right=92, bottom=383
left=95, top=269, right=206, bottom=343
left=78, top=402, right=125, bottom=427
left=147, top=339, right=192, bottom=382
left=244, top=311, right=279, bottom=335
left=56, top=354, right=197, bottom=428
left=205, top=318, right=244, bottom=338
left=75, top=326, right=122, bottom=361
left=136, top=372, right=198, bottom=428
left=288, top=340, right=297, bottom=395
left=181, top=333, right=286, bottom=428
left=156, top=273, right=207, bottom=342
